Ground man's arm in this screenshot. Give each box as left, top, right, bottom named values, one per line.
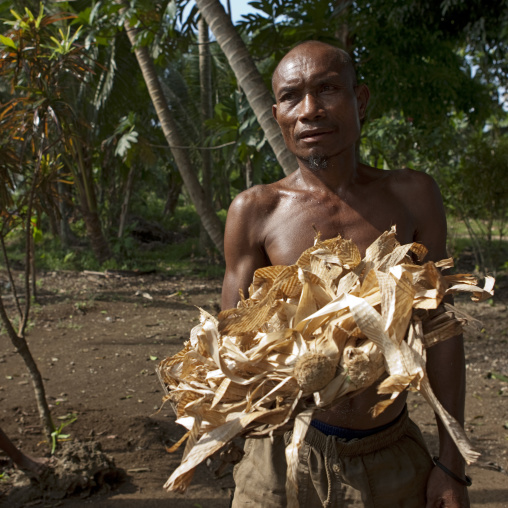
left=221, top=188, right=271, bottom=311
left=409, top=172, right=469, bottom=508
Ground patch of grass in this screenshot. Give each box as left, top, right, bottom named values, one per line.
left=137, top=238, right=224, bottom=277
left=447, top=215, right=469, bottom=238
left=73, top=300, right=94, bottom=313
left=6, top=314, right=36, bottom=333
left=30, top=204, right=225, bottom=276
left=1, top=230, right=26, bottom=268
left=20, top=231, right=224, bottom=277
left=56, top=319, right=83, bottom=331
left=51, top=413, right=77, bottom=454
left=446, top=214, right=508, bottom=273
left=3, top=201, right=229, bottom=278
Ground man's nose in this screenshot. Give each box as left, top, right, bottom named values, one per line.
left=298, top=93, right=324, bottom=121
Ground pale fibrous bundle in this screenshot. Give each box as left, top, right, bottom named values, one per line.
left=157, top=227, right=494, bottom=504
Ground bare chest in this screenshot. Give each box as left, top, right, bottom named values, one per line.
left=262, top=191, right=415, bottom=266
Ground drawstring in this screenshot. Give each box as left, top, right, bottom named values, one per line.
left=323, top=435, right=339, bottom=507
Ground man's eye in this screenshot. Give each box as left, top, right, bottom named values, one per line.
left=280, top=93, right=296, bottom=102
left=321, top=85, right=336, bottom=93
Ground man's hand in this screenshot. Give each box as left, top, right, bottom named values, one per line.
left=426, top=466, right=470, bottom=508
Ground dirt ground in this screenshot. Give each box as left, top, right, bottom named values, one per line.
left=0, top=269, right=507, bottom=507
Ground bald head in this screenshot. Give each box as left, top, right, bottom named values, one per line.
left=272, top=41, right=356, bottom=94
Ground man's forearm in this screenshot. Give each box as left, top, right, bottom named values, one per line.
left=426, top=333, right=467, bottom=473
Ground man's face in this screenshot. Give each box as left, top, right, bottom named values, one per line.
left=272, top=44, right=369, bottom=166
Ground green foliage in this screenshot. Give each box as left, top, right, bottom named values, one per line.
left=206, top=88, right=283, bottom=200
left=45, top=25, right=83, bottom=55
left=167, top=204, right=202, bottom=236
left=361, top=107, right=508, bottom=274
left=458, top=133, right=508, bottom=224
left=240, top=0, right=507, bottom=128
left=438, top=128, right=508, bottom=274
left=51, top=413, right=77, bottom=454
left=360, top=113, right=418, bottom=170
left=0, top=2, right=101, bottom=251
left=1, top=0, right=507, bottom=278
left=7, top=203, right=226, bottom=276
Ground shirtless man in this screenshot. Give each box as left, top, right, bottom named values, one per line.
left=222, top=41, right=470, bottom=507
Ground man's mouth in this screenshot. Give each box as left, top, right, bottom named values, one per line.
left=298, top=129, right=333, bottom=142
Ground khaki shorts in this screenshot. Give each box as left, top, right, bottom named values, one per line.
left=232, top=409, right=433, bottom=507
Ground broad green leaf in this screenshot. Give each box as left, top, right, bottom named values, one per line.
left=0, top=34, right=17, bottom=50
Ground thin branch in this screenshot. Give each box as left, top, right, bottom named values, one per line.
left=0, top=292, right=20, bottom=347
left=148, top=140, right=236, bottom=150
left=0, top=234, right=23, bottom=321
left=19, top=143, right=44, bottom=336
left=0, top=290, right=55, bottom=442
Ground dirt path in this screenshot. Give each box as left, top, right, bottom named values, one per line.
left=0, top=271, right=507, bottom=507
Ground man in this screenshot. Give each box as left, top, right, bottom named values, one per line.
left=222, top=41, right=470, bottom=507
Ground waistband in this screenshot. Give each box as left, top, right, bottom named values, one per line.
left=302, top=407, right=411, bottom=457
left=310, top=408, right=404, bottom=440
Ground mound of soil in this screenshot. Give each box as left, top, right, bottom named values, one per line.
left=0, top=270, right=507, bottom=507
left=5, top=440, right=123, bottom=506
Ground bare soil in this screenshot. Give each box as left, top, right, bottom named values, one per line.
left=0, top=270, right=507, bottom=507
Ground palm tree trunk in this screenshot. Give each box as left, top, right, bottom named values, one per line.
left=61, top=142, right=112, bottom=264
left=195, top=0, right=297, bottom=176
left=199, top=18, right=213, bottom=205
left=123, top=19, right=224, bottom=256
left=334, top=0, right=354, bottom=51
left=73, top=141, right=113, bottom=263
left=68, top=160, right=112, bottom=264
left=198, top=18, right=214, bottom=251
left=118, top=164, right=136, bottom=238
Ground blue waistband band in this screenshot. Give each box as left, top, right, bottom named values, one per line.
left=310, top=409, right=404, bottom=440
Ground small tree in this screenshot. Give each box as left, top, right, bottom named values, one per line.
left=0, top=144, right=56, bottom=443
left=0, top=4, right=98, bottom=444
left=442, top=129, right=508, bottom=274
left=0, top=5, right=113, bottom=264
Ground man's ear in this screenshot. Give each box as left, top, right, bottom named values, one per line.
left=272, top=104, right=278, bottom=123
left=356, top=84, right=370, bottom=120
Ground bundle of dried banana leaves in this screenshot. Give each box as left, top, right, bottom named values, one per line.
left=157, top=227, right=494, bottom=499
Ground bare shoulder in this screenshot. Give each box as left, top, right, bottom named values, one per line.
left=358, top=165, right=443, bottom=209
left=388, top=168, right=447, bottom=259
left=222, top=175, right=297, bottom=309
left=227, top=172, right=298, bottom=219
left=224, top=175, right=295, bottom=253
left=369, top=167, right=443, bottom=212
left=385, top=167, right=441, bottom=196
left=228, top=183, right=278, bottom=216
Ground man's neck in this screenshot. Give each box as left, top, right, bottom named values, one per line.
left=296, top=148, right=359, bottom=194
